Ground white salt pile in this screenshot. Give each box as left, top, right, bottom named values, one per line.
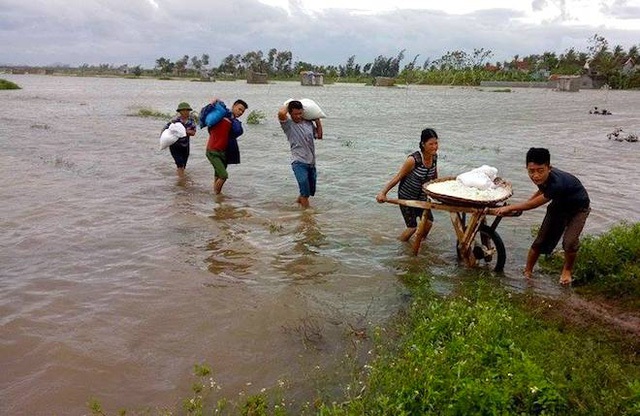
left=427, top=165, right=511, bottom=202
left=426, top=180, right=511, bottom=202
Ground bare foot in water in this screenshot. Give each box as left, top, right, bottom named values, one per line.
left=559, top=272, right=572, bottom=285
left=523, top=269, right=533, bottom=279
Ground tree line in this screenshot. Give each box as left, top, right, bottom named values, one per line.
left=31, top=34, right=638, bottom=89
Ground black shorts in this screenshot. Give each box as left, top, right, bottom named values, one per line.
left=169, top=143, right=190, bottom=168
left=399, top=205, right=434, bottom=228
left=532, top=206, right=590, bottom=254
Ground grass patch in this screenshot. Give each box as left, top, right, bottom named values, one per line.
left=540, top=222, right=640, bottom=308
left=0, top=78, right=21, bottom=90
left=247, top=109, right=266, bottom=125
left=320, top=278, right=639, bottom=415
left=133, top=108, right=173, bottom=119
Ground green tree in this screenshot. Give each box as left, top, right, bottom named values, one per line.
left=155, top=57, right=174, bottom=74
left=218, top=54, right=241, bottom=75
left=274, top=50, right=293, bottom=75
left=370, top=49, right=405, bottom=77
left=175, top=55, right=189, bottom=76
left=242, top=50, right=267, bottom=73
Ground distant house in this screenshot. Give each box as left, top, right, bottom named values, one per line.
left=554, top=75, right=581, bottom=92
left=513, top=60, right=530, bottom=72
left=622, top=58, right=638, bottom=75
left=484, top=63, right=499, bottom=72
left=374, top=76, right=395, bottom=87
left=246, top=70, right=268, bottom=84
left=300, top=71, right=323, bottom=86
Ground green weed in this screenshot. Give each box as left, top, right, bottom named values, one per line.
left=135, top=108, right=173, bottom=119
left=541, top=221, right=640, bottom=304
left=247, top=110, right=266, bottom=125
left=0, top=78, right=21, bottom=89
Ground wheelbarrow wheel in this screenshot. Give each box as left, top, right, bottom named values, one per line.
left=456, top=224, right=507, bottom=272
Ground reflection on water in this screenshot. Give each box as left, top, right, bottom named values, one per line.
left=1, top=75, right=639, bottom=415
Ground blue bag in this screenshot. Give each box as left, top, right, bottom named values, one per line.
left=199, top=101, right=230, bottom=129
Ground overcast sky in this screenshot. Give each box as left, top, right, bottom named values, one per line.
left=1, top=0, right=639, bottom=68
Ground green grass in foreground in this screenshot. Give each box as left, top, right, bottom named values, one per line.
left=0, top=78, right=21, bottom=89
left=317, top=277, right=639, bottom=415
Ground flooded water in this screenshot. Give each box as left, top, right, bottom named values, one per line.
left=1, top=75, right=639, bottom=415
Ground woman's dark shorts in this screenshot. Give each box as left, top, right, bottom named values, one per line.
left=400, top=205, right=434, bottom=228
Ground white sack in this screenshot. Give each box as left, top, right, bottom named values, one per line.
left=456, top=171, right=495, bottom=190
left=471, top=165, right=498, bottom=181
left=159, top=122, right=186, bottom=150
left=283, top=98, right=327, bottom=120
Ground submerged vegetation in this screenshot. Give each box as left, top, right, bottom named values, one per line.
left=246, top=109, right=267, bottom=125
left=0, top=78, right=20, bottom=89
left=90, top=222, right=640, bottom=415
left=132, top=108, right=173, bottom=119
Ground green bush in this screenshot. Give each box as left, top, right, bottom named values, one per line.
left=0, top=78, right=21, bottom=90
left=246, top=109, right=266, bottom=125
left=133, top=108, right=173, bottom=119
left=542, top=222, right=640, bottom=302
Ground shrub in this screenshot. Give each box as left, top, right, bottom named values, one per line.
left=0, top=78, right=21, bottom=90
left=541, top=222, right=640, bottom=302
left=246, top=109, right=266, bottom=125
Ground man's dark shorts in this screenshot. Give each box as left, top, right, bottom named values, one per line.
left=532, top=206, right=590, bottom=254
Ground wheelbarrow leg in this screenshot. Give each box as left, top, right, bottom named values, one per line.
left=451, top=210, right=487, bottom=267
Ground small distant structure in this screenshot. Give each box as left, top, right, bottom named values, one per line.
left=374, top=76, right=395, bottom=87
left=198, top=70, right=214, bottom=82
left=300, top=71, right=323, bottom=86
left=246, top=70, right=268, bottom=84
left=554, top=75, right=581, bottom=92
left=621, top=58, right=638, bottom=75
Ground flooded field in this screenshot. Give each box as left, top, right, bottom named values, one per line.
left=1, top=74, right=639, bottom=414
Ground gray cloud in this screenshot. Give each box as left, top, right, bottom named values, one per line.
left=0, top=0, right=638, bottom=67
left=600, top=0, right=640, bottom=19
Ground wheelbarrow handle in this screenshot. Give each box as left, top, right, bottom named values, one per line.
left=487, top=207, right=522, bottom=217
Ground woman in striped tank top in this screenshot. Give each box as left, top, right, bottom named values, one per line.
left=376, top=128, right=439, bottom=254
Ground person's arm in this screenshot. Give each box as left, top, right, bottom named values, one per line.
left=495, top=192, right=549, bottom=216
left=186, top=120, right=197, bottom=136
left=376, top=157, right=416, bottom=203
left=277, top=106, right=288, bottom=122
left=314, top=119, right=323, bottom=139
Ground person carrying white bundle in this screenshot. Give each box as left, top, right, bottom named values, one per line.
left=283, top=98, right=326, bottom=121
left=160, top=102, right=197, bottom=178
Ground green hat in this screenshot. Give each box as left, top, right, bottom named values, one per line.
left=176, top=102, right=192, bottom=111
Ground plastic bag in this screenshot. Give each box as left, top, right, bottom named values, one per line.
left=283, top=98, right=327, bottom=120
left=456, top=165, right=499, bottom=190
left=159, top=122, right=186, bottom=150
